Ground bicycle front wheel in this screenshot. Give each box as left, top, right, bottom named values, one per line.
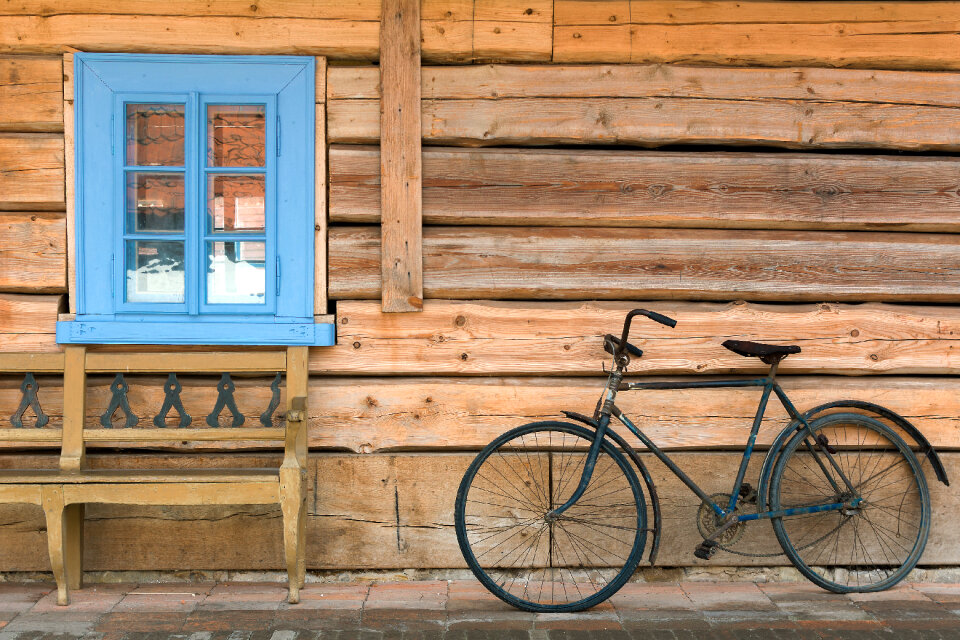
left=455, top=421, right=646, bottom=612
left=770, top=412, right=930, bottom=592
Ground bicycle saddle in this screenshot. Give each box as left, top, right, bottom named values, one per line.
left=722, top=340, right=800, bottom=365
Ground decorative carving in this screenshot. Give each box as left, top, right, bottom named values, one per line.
left=153, top=373, right=191, bottom=428
left=11, top=373, right=48, bottom=429
left=259, top=372, right=282, bottom=427
left=206, top=373, right=244, bottom=428
left=99, top=373, right=138, bottom=428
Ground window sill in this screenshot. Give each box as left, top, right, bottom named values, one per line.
left=56, top=320, right=335, bottom=346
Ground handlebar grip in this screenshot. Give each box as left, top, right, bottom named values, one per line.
left=604, top=334, right=643, bottom=358
left=646, top=311, right=677, bottom=328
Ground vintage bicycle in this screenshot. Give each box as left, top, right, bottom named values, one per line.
left=454, top=309, right=950, bottom=612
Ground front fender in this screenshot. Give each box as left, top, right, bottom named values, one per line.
left=758, top=400, right=949, bottom=510
left=562, top=411, right=662, bottom=565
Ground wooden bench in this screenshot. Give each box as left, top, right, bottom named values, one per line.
left=0, top=346, right=310, bottom=606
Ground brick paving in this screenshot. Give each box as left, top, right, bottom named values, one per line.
left=0, top=580, right=958, bottom=639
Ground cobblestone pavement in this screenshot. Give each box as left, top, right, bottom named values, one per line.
left=0, top=580, right=959, bottom=639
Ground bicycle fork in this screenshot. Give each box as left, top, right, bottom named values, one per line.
left=546, top=370, right=622, bottom=521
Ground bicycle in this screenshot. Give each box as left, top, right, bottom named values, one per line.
left=454, top=309, right=950, bottom=612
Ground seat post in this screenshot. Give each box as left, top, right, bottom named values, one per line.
left=767, top=358, right=781, bottom=379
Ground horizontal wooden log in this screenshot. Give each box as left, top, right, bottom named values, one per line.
left=327, top=64, right=960, bottom=150
left=0, top=213, right=66, bottom=293
left=0, top=134, right=64, bottom=210
left=0, top=56, right=62, bottom=132
left=554, top=1, right=960, bottom=70
left=0, top=2, right=551, bottom=62
left=0, top=294, right=61, bottom=352
left=308, top=376, right=960, bottom=453
left=328, top=227, right=960, bottom=302
left=318, top=300, right=960, bottom=376
left=329, top=146, right=960, bottom=231
left=7, top=373, right=959, bottom=453
left=0, top=451, right=956, bottom=569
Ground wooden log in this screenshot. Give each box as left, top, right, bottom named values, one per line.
left=6, top=373, right=959, bottom=453
left=554, top=1, right=960, bottom=70
left=308, top=376, right=960, bottom=453
left=378, top=0, right=423, bottom=313
left=327, top=64, right=960, bottom=150
left=0, top=55, right=62, bottom=132
left=328, top=227, right=960, bottom=303
left=329, top=63, right=960, bottom=106
left=0, top=451, right=956, bottom=569
left=0, top=294, right=61, bottom=352
left=329, top=146, right=960, bottom=231
left=0, top=3, right=545, bottom=63
left=318, top=300, right=960, bottom=376
left=0, top=134, right=64, bottom=211
left=0, top=212, right=66, bottom=293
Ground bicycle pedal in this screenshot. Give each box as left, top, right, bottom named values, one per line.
left=694, top=540, right=719, bottom=560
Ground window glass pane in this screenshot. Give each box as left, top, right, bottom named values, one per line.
left=207, top=174, right=265, bottom=232
left=206, top=241, right=266, bottom=304
left=126, top=104, right=185, bottom=166
left=126, top=241, right=185, bottom=303
left=207, top=105, right=266, bottom=167
left=126, top=172, right=184, bottom=232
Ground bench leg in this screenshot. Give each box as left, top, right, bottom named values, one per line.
left=64, top=503, right=84, bottom=590
left=280, top=469, right=306, bottom=604
left=41, top=486, right=70, bottom=606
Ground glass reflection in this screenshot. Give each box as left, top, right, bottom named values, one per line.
left=207, top=105, right=266, bottom=167
left=208, top=174, right=265, bottom=232
left=126, top=172, right=185, bottom=232
left=126, top=104, right=185, bottom=166
left=125, top=241, right=185, bottom=303
left=206, top=241, right=266, bottom=304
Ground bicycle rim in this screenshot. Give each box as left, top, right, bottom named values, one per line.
left=770, top=412, right=930, bottom=592
left=455, top=421, right=646, bottom=612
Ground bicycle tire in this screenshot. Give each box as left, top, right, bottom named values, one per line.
left=770, top=412, right=930, bottom=592
left=455, top=421, right=647, bottom=612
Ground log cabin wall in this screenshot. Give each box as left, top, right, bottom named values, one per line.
left=2, top=0, right=960, bottom=573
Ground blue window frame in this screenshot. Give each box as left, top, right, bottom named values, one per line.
left=57, top=54, right=332, bottom=346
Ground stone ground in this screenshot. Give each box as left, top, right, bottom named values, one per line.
left=0, top=580, right=959, bottom=639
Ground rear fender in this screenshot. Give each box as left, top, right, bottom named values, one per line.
left=562, top=411, right=662, bottom=565
left=758, top=400, right=949, bottom=510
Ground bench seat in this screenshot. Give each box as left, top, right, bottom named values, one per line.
left=0, top=469, right=280, bottom=484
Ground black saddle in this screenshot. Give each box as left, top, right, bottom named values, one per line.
left=722, top=340, right=800, bottom=365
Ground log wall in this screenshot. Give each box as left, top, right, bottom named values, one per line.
left=2, top=1, right=960, bottom=574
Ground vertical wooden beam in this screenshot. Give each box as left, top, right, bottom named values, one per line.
left=379, top=0, right=424, bottom=312
left=315, top=56, right=329, bottom=317
left=60, top=345, right=86, bottom=471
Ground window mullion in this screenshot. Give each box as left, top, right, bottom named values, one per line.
left=187, top=91, right=202, bottom=316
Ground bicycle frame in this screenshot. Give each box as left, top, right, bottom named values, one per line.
left=548, top=364, right=861, bottom=523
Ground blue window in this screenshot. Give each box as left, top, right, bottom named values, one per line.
left=57, top=54, right=332, bottom=346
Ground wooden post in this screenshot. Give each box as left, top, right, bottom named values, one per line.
left=281, top=346, right=309, bottom=603
left=60, top=345, right=86, bottom=472
left=379, top=0, right=423, bottom=312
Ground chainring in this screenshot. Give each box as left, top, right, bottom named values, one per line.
left=696, top=492, right=747, bottom=548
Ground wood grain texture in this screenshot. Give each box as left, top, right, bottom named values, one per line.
left=0, top=1, right=548, bottom=62
left=0, top=294, right=61, bottom=352
left=329, top=145, right=960, bottom=231
left=314, top=103, right=328, bottom=315
left=317, top=300, right=960, bottom=376
left=0, top=451, right=956, bottom=569
left=0, top=134, right=64, bottom=210
left=554, top=1, right=960, bottom=70
left=327, top=64, right=960, bottom=150
left=63, top=53, right=77, bottom=313
left=0, top=55, right=62, bottom=132
left=307, top=376, right=960, bottom=453
left=328, top=227, right=960, bottom=302
left=378, top=0, right=423, bottom=313
left=0, top=212, right=66, bottom=293
left=7, top=373, right=958, bottom=452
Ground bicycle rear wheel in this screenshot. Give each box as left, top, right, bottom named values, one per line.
left=770, top=412, right=930, bottom=592
left=455, top=421, right=646, bottom=612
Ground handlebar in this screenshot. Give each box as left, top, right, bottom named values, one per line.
left=613, top=309, right=677, bottom=362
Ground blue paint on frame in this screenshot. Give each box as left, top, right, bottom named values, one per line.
left=61, top=53, right=329, bottom=346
